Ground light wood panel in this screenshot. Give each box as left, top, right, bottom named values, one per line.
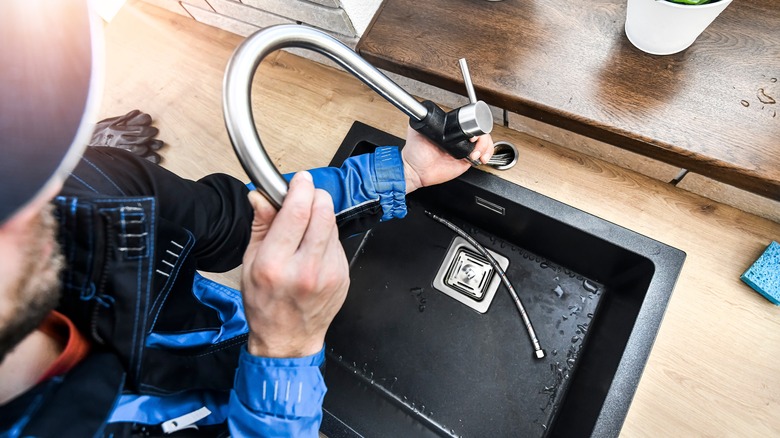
left=679, top=172, right=780, bottom=224
left=102, top=2, right=780, bottom=436
left=507, top=111, right=682, bottom=183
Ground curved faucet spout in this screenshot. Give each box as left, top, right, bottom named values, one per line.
left=223, top=24, right=428, bottom=209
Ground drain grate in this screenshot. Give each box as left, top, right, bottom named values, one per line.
left=433, top=236, right=509, bottom=313
left=444, top=247, right=494, bottom=300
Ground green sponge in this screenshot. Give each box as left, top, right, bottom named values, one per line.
left=741, top=241, right=780, bottom=305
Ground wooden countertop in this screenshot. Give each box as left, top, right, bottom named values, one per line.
left=102, top=2, right=780, bottom=436
left=357, top=0, right=780, bottom=200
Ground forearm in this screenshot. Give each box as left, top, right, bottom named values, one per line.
left=281, top=146, right=408, bottom=227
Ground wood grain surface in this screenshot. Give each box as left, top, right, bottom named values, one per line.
left=358, top=0, right=780, bottom=200
left=103, top=2, right=780, bottom=436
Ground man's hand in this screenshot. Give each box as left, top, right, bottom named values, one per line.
left=240, top=172, right=350, bottom=358
left=402, top=125, right=494, bottom=193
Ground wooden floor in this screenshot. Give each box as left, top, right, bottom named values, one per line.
left=102, top=2, right=780, bottom=436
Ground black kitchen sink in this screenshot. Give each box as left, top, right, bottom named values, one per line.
left=321, top=122, right=685, bottom=438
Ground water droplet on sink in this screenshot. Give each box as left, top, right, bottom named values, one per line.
left=553, top=285, right=565, bottom=298
left=419, top=304, right=426, bottom=312
left=562, top=315, right=568, bottom=320
left=741, top=100, right=750, bottom=107
left=567, top=358, right=575, bottom=367
left=582, top=279, right=599, bottom=293
left=552, top=349, right=558, bottom=356
left=587, top=312, right=594, bottom=318
left=571, top=336, right=580, bottom=343
left=757, top=88, right=776, bottom=104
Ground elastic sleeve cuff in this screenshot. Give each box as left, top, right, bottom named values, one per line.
left=233, top=345, right=326, bottom=418
left=373, top=146, right=407, bottom=221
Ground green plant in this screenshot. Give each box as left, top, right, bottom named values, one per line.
left=666, top=0, right=720, bottom=4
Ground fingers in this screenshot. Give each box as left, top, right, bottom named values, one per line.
left=477, top=133, right=494, bottom=163
left=298, top=189, right=337, bottom=261
left=468, top=134, right=495, bottom=164
left=246, top=190, right=278, bottom=247
left=148, top=139, right=164, bottom=151
left=262, top=171, right=315, bottom=256
left=125, top=111, right=152, bottom=127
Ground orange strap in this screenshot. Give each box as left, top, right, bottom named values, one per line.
left=37, top=310, right=91, bottom=383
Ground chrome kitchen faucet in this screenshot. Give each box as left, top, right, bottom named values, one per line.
left=223, top=24, right=493, bottom=209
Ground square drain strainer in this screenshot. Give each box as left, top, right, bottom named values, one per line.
left=444, top=247, right=494, bottom=300
left=433, top=236, right=509, bottom=313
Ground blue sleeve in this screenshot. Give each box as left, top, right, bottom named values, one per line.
left=228, top=346, right=326, bottom=437
left=283, top=146, right=407, bottom=221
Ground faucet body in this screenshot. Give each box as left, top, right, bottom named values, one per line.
left=223, top=24, right=492, bottom=208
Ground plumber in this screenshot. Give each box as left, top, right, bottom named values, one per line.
left=0, top=1, right=493, bottom=436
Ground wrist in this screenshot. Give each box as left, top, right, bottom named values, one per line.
left=402, top=154, right=423, bottom=194
left=247, top=334, right=325, bottom=359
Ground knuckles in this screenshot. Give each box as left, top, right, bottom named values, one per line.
left=311, top=190, right=336, bottom=228
left=286, top=202, right=313, bottom=225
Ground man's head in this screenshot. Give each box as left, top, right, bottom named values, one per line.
left=0, top=203, right=64, bottom=362
left=0, top=0, right=101, bottom=362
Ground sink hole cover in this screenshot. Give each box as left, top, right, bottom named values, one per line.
left=432, top=236, right=509, bottom=313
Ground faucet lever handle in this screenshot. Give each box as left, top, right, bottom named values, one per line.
left=410, top=59, right=493, bottom=160
left=454, top=58, right=493, bottom=139
left=458, top=58, right=478, bottom=104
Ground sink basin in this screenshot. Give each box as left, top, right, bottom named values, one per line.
left=321, top=122, right=685, bottom=438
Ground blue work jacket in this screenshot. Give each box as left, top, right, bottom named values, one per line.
left=0, top=146, right=406, bottom=437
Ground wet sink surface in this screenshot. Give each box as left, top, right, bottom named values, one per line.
left=322, top=122, right=685, bottom=438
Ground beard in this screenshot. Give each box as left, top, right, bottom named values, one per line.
left=0, top=204, right=63, bottom=363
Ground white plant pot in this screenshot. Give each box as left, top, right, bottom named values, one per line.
left=625, top=0, right=733, bottom=55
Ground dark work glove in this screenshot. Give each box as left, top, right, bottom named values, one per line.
left=90, top=109, right=165, bottom=164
